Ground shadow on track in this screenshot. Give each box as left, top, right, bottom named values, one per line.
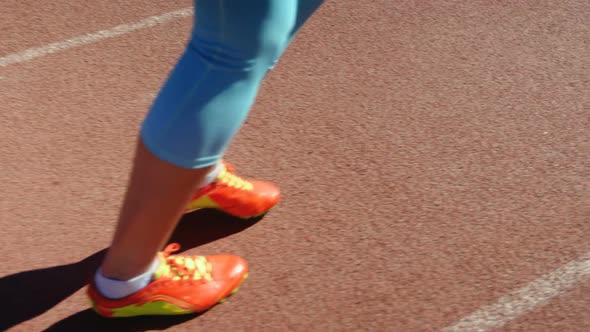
left=0, top=209, right=265, bottom=331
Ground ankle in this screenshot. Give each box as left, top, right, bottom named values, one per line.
left=94, top=258, right=160, bottom=299
left=197, top=162, right=222, bottom=188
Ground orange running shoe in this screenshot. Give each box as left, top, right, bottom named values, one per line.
left=185, top=162, right=280, bottom=218
left=87, top=243, right=249, bottom=317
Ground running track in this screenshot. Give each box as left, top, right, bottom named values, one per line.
left=1, top=1, right=589, bottom=331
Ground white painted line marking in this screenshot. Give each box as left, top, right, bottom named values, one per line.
left=443, top=251, right=590, bottom=332
left=0, top=7, right=192, bottom=68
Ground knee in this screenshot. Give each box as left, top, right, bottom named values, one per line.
left=255, top=24, right=294, bottom=65
left=190, top=7, right=295, bottom=71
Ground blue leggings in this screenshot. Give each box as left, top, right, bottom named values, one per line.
left=140, top=0, right=324, bottom=169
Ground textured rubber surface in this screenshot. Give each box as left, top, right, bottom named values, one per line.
left=1, top=1, right=589, bottom=331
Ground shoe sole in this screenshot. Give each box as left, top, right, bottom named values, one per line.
left=184, top=207, right=273, bottom=219
left=91, top=273, right=249, bottom=318
left=218, top=272, right=248, bottom=303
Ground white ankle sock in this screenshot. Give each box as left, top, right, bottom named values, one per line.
left=94, top=258, right=160, bottom=299
left=197, top=162, right=222, bottom=188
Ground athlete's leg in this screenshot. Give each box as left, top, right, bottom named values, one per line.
left=99, top=141, right=215, bottom=281
left=95, top=0, right=298, bottom=300
left=182, top=0, right=326, bottom=218
left=140, top=0, right=298, bottom=168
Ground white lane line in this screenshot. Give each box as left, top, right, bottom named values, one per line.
left=0, top=7, right=192, bottom=68
left=443, top=251, right=590, bottom=332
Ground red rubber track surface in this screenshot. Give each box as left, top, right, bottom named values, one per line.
left=1, top=1, right=588, bottom=331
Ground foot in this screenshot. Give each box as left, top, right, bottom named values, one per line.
left=185, top=162, right=280, bottom=218
left=87, top=243, right=249, bottom=317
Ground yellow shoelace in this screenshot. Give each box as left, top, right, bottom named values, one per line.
left=157, top=243, right=213, bottom=282
left=217, top=165, right=254, bottom=191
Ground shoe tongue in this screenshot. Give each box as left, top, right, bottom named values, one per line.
left=153, top=254, right=167, bottom=279
left=216, top=164, right=228, bottom=180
